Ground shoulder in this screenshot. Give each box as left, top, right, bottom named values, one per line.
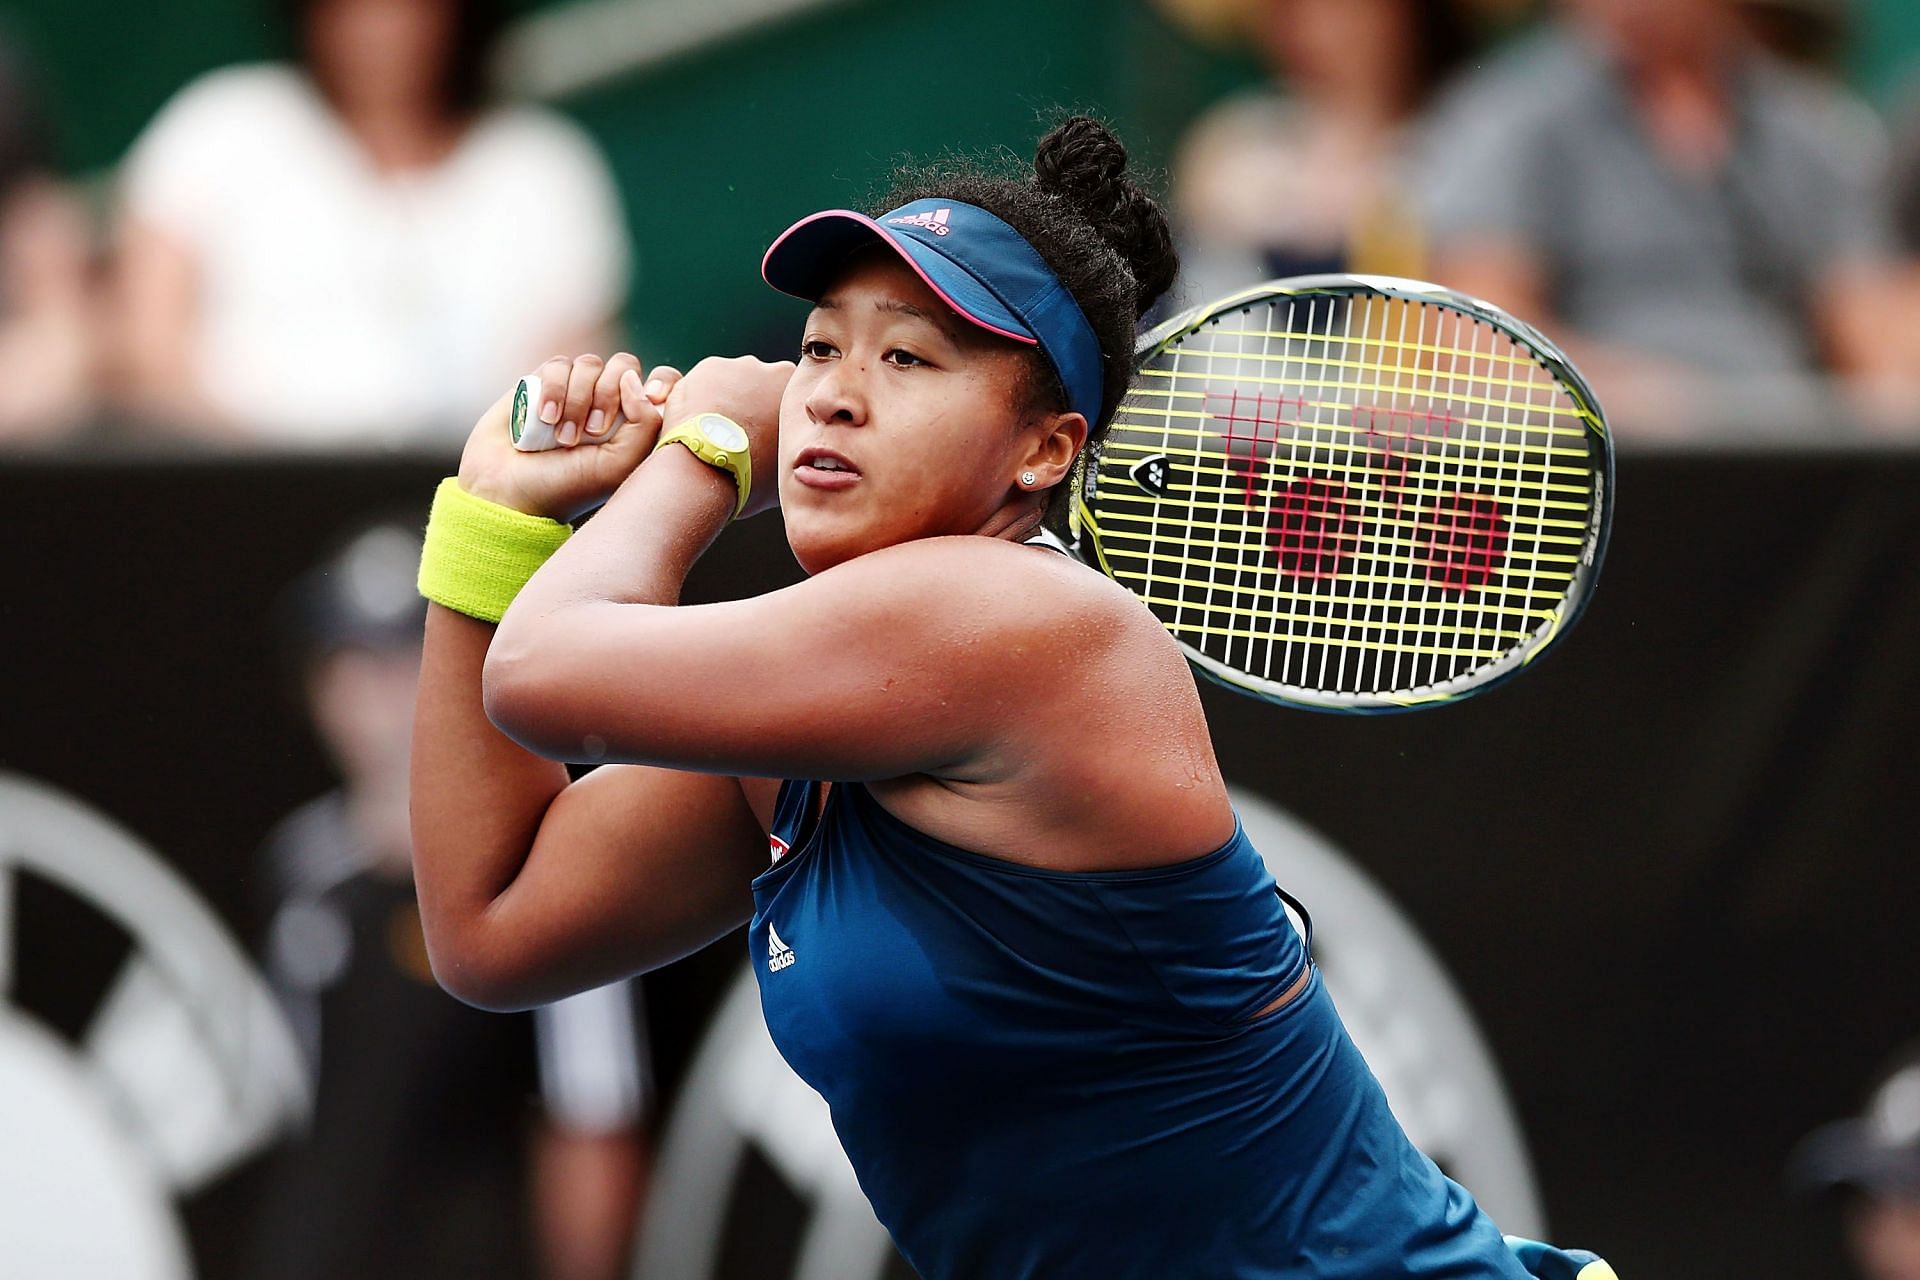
left=137, top=62, right=316, bottom=141
left=834, top=534, right=1146, bottom=629
left=1747, top=57, right=1890, bottom=179
left=1179, top=90, right=1308, bottom=163
left=810, top=535, right=1189, bottom=696
left=464, top=104, right=616, bottom=181
left=1422, top=29, right=1596, bottom=139
left=123, top=63, right=327, bottom=204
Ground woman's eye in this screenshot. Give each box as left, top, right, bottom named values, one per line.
left=883, top=348, right=927, bottom=368
left=801, top=339, right=837, bottom=361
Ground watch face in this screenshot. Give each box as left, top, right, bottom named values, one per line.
left=698, top=414, right=750, bottom=452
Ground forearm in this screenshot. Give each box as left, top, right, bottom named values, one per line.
left=482, top=446, right=736, bottom=761
left=506, top=444, right=736, bottom=617
left=530, top=1122, right=649, bottom=1280
left=411, top=603, right=574, bottom=992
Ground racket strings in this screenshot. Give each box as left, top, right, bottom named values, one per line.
left=1089, top=292, right=1602, bottom=700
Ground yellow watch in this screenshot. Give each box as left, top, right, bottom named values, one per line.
left=653, top=413, right=751, bottom=518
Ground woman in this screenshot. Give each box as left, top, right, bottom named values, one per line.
left=1173, top=0, right=1476, bottom=301
left=412, top=117, right=1559, bottom=1278
left=114, top=0, right=626, bottom=445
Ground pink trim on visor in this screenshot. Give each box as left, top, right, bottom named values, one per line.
left=760, top=209, right=1040, bottom=347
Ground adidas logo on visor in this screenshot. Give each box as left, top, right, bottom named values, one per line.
left=885, top=207, right=952, bottom=236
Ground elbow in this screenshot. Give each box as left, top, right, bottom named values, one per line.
left=423, top=922, right=547, bottom=1013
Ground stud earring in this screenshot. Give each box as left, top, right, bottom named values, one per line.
left=1020, top=470, right=1037, bottom=487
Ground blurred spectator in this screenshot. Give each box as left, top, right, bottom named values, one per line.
left=0, top=30, right=98, bottom=445
left=1791, top=1041, right=1920, bottom=1280
left=112, top=0, right=629, bottom=448
left=1411, top=0, right=1916, bottom=435
left=248, top=521, right=651, bottom=1280
left=1171, top=0, right=1479, bottom=303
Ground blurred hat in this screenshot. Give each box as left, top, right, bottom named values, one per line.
left=279, top=522, right=427, bottom=659
left=1790, top=1045, right=1920, bottom=1197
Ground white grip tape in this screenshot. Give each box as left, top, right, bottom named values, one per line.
left=509, top=374, right=625, bottom=452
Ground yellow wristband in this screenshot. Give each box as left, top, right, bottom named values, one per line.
left=416, top=478, right=572, bottom=623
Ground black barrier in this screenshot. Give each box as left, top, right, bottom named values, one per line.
left=5, top=450, right=1918, bottom=1279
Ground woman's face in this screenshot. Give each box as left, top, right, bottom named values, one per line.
left=779, top=251, right=1053, bottom=575
left=305, top=0, right=459, bottom=114
left=1257, top=0, right=1418, bottom=93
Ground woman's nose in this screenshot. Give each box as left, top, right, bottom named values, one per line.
left=805, top=361, right=868, bottom=426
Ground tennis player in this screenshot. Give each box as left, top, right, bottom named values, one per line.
left=411, top=116, right=1611, bottom=1279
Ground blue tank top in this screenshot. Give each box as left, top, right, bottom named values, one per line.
left=749, top=780, right=1527, bottom=1280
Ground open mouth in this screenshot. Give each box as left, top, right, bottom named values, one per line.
left=795, top=447, right=862, bottom=487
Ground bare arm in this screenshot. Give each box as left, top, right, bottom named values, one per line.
left=482, top=353, right=1116, bottom=786
left=1815, top=260, right=1920, bottom=427
left=487, top=495, right=1107, bottom=783
left=0, top=177, right=96, bottom=442
left=529, top=1114, right=648, bottom=1280
left=411, top=358, right=771, bottom=1012
left=412, top=603, right=769, bottom=1010
left=109, top=216, right=236, bottom=434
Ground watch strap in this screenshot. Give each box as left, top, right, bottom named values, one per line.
left=653, top=415, right=751, bottom=518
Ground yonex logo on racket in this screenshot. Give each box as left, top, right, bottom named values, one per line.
left=885, top=207, right=953, bottom=236
left=768, top=922, right=797, bottom=972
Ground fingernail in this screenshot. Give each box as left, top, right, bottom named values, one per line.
left=586, top=409, right=606, bottom=436
left=540, top=399, right=561, bottom=425
left=560, top=420, right=579, bottom=445
left=645, top=379, right=665, bottom=401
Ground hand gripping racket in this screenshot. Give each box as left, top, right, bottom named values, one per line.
left=507, top=374, right=626, bottom=451
left=1069, top=275, right=1612, bottom=712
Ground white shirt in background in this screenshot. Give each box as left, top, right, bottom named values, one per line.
left=122, top=64, right=630, bottom=447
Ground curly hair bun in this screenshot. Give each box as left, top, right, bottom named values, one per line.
left=1032, top=115, right=1177, bottom=316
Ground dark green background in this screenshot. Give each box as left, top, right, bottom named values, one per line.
left=8, top=0, right=1917, bottom=367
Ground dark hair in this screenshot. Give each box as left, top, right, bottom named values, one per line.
left=280, top=0, right=508, bottom=119
left=874, top=115, right=1179, bottom=508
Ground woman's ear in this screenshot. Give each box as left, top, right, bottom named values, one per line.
left=1018, top=412, right=1089, bottom=491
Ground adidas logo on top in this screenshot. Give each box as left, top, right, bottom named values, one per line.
left=886, top=207, right=952, bottom=236
left=768, top=922, right=796, bottom=972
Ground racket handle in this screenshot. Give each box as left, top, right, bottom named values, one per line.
left=508, top=374, right=626, bottom=452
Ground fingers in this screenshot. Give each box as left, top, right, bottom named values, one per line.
left=589, top=353, right=642, bottom=441
left=532, top=355, right=573, bottom=430
left=625, top=365, right=683, bottom=426
left=557, top=354, right=605, bottom=446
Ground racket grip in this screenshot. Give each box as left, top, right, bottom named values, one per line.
left=508, top=374, right=626, bottom=452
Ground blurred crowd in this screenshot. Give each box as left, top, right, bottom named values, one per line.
left=0, top=0, right=626, bottom=450
left=1171, top=0, right=1920, bottom=439
left=2, top=0, right=1918, bottom=449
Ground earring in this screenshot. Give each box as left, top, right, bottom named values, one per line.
left=1020, top=470, right=1037, bottom=487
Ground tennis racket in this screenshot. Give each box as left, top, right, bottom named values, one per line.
left=1068, top=275, right=1611, bottom=712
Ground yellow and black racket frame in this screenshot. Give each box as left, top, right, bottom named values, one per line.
left=1068, top=274, right=1614, bottom=713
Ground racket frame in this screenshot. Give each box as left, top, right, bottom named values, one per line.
left=1068, top=274, right=1614, bottom=713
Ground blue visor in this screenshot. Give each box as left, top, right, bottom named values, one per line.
left=762, top=199, right=1104, bottom=427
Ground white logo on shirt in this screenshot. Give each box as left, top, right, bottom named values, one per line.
left=767, top=922, right=796, bottom=972
left=769, top=833, right=791, bottom=865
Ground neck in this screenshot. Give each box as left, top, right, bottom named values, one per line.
left=976, top=499, right=1050, bottom=545
left=1303, top=68, right=1415, bottom=130
left=322, top=85, right=464, bottom=172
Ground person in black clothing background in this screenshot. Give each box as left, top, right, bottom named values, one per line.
left=247, top=521, right=653, bottom=1280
